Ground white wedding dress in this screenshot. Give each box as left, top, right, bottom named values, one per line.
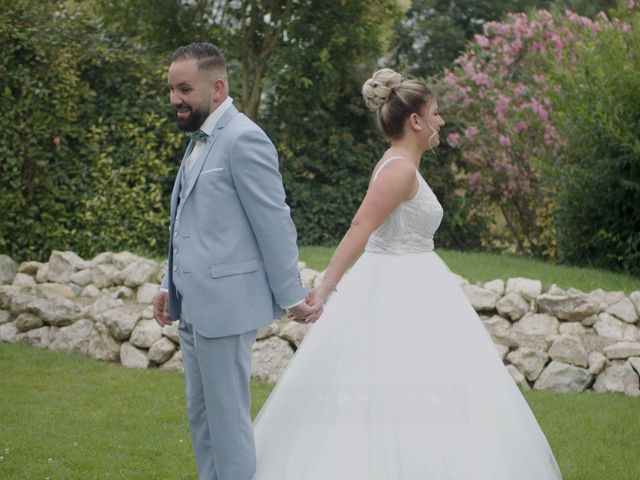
left=252, top=158, right=562, bottom=479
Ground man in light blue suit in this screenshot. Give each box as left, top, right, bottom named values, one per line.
left=153, top=43, right=321, bottom=480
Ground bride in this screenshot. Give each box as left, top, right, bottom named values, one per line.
left=252, top=68, right=562, bottom=479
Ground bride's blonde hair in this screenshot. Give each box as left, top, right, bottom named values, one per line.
left=362, top=68, right=433, bottom=140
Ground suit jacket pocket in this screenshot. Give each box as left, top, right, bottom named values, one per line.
left=210, top=259, right=261, bottom=278
left=200, top=167, right=225, bottom=178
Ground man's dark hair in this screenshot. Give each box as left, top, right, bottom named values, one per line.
left=170, top=42, right=226, bottom=72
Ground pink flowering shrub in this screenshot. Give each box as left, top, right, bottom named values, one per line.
left=441, top=5, right=636, bottom=257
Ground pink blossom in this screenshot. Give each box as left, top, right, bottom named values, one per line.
left=520, top=25, right=535, bottom=38
left=512, top=121, right=528, bottom=133
left=442, top=92, right=459, bottom=104
left=528, top=99, right=549, bottom=123
left=444, top=69, right=459, bottom=86
left=472, top=72, right=490, bottom=86
left=464, top=126, right=479, bottom=141
left=468, top=171, right=482, bottom=188
left=514, top=83, right=527, bottom=97
left=494, top=95, right=509, bottom=117
left=543, top=131, right=555, bottom=144
left=474, top=34, right=490, bottom=47
left=447, top=133, right=461, bottom=148
left=499, top=135, right=512, bottom=147
left=464, top=62, right=475, bottom=76
left=538, top=10, right=553, bottom=22
left=512, top=39, right=523, bottom=55
left=544, top=126, right=562, bottom=144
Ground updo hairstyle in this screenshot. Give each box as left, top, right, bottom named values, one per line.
left=362, top=68, right=433, bottom=140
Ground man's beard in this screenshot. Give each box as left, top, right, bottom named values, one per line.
left=174, top=103, right=210, bottom=132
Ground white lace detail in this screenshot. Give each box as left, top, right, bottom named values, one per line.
left=365, top=158, right=443, bottom=255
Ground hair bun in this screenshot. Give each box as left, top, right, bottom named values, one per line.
left=362, top=68, right=403, bottom=111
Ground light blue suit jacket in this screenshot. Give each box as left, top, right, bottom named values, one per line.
left=161, top=105, right=306, bottom=338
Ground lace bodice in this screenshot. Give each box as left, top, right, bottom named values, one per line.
left=365, top=157, right=443, bottom=255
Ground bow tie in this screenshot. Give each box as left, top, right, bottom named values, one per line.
left=187, top=130, right=209, bottom=142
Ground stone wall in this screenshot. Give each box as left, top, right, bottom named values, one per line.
left=1, top=251, right=639, bottom=397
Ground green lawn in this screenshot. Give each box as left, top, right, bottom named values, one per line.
left=1, top=342, right=639, bottom=479
left=299, top=246, right=640, bottom=293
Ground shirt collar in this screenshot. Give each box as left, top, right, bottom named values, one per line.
left=199, top=96, right=234, bottom=137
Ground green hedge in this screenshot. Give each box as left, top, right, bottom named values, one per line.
left=550, top=8, right=640, bottom=276
left=0, top=1, right=182, bottom=262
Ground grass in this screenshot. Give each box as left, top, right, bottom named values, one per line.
left=2, top=342, right=639, bottom=480
left=299, top=246, right=640, bottom=293
left=0, top=343, right=271, bottom=480
left=525, top=390, right=640, bottom=480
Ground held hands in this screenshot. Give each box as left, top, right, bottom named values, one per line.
left=287, top=281, right=335, bottom=324
left=288, top=299, right=323, bottom=324
left=153, top=291, right=173, bottom=327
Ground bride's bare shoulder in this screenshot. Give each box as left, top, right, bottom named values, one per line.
left=370, top=155, right=416, bottom=185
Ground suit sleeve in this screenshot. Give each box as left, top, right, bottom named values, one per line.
left=229, top=126, right=307, bottom=308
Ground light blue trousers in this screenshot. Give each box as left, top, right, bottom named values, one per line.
left=179, top=316, right=257, bottom=480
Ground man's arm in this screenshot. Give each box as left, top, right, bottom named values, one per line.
left=229, top=127, right=307, bottom=308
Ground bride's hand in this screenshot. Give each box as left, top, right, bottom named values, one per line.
left=310, top=280, right=336, bottom=305
left=306, top=288, right=322, bottom=307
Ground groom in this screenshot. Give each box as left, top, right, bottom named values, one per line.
left=153, top=42, right=319, bottom=480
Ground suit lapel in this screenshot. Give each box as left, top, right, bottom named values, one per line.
left=181, top=105, right=239, bottom=203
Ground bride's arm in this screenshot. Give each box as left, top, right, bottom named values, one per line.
left=311, top=160, right=417, bottom=306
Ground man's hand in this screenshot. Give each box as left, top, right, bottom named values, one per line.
left=153, top=291, right=172, bottom=327
left=288, top=300, right=323, bottom=324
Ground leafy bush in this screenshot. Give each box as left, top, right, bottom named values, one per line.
left=550, top=4, right=640, bottom=275
left=0, top=1, right=182, bottom=261
left=0, top=1, right=91, bottom=260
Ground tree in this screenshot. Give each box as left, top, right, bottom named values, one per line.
left=262, top=0, right=401, bottom=244
left=390, top=0, right=618, bottom=78
left=97, top=0, right=396, bottom=120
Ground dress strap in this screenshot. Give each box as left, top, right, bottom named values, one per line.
left=372, top=156, right=405, bottom=183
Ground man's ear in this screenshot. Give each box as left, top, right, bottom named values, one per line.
left=211, top=77, right=226, bottom=103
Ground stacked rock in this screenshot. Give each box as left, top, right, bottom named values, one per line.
left=459, top=277, right=640, bottom=396
left=1, top=252, right=639, bottom=397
